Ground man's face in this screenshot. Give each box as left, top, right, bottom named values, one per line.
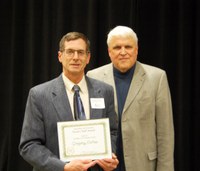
left=58, top=38, right=90, bottom=79
left=108, top=36, right=138, bottom=73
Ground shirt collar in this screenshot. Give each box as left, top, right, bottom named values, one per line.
left=62, top=73, right=88, bottom=94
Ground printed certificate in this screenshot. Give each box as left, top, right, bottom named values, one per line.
left=57, top=118, right=112, bottom=162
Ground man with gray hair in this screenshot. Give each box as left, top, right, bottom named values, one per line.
left=87, top=26, right=174, bottom=171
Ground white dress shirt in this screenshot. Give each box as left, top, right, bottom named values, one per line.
left=62, top=73, right=90, bottom=119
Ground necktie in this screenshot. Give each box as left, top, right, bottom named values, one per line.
left=73, top=85, right=86, bottom=120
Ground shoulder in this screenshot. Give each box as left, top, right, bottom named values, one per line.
left=138, top=61, right=165, bottom=73
left=136, top=62, right=169, bottom=88
left=87, top=63, right=113, bottom=81
left=29, top=75, right=62, bottom=94
left=87, top=63, right=112, bottom=74
left=86, top=76, right=113, bottom=90
left=137, top=61, right=167, bottom=77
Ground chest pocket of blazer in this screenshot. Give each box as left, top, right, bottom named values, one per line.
left=148, top=151, right=157, bottom=160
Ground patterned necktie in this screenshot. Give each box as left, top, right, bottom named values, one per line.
left=73, top=85, right=86, bottom=120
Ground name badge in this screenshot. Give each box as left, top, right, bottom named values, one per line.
left=90, top=98, right=105, bottom=109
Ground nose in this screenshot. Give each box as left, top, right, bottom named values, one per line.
left=120, top=47, right=127, bottom=55
left=73, top=51, right=79, bottom=59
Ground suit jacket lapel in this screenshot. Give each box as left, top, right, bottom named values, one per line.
left=102, top=64, right=118, bottom=114
left=123, top=62, right=145, bottom=113
left=86, top=76, right=105, bottom=119
left=51, top=75, right=74, bottom=121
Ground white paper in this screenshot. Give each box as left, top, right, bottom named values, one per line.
left=57, top=118, right=112, bottom=162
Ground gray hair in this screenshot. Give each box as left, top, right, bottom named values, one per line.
left=107, top=26, right=138, bottom=46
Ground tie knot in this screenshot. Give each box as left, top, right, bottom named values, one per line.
left=73, top=85, right=80, bottom=92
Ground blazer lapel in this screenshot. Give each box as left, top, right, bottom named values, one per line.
left=51, top=75, right=74, bottom=121
left=123, top=62, right=145, bottom=113
left=86, top=77, right=105, bottom=119
left=102, top=64, right=118, bottom=114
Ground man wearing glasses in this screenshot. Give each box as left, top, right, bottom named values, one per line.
left=19, top=32, right=119, bottom=171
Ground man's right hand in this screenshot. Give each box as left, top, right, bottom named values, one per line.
left=64, top=159, right=96, bottom=171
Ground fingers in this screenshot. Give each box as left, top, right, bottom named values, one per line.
left=83, top=160, right=96, bottom=169
left=65, top=159, right=96, bottom=171
left=95, top=155, right=119, bottom=171
left=112, top=153, right=119, bottom=166
left=112, top=153, right=117, bottom=159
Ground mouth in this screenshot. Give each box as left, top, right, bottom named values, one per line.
left=71, top=63, right=80, bottom=66
left=70, top=63, right=81, bottom=68
left=119, top=57, right=129, bottom=61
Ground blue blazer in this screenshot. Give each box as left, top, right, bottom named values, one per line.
left=19, top=74, right=118, bottom=171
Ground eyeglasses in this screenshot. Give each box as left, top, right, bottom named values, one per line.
left=64, top=49, right=88, bottom=58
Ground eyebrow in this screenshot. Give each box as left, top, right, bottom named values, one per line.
left=112, top=45, right=133, bottom=49
left=65, top=48, right=86, bottom=51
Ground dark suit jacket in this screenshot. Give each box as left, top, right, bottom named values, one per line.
left=19, top=74, right=118, bottom=171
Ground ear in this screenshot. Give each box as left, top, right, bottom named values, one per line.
left=86, top=52, right=91, bottom=64
left=108, top=47, right=111, bottom=53
left=134, top=46, right=138, bottom=56
left=108, top=47, right=112, bottom=59
left=58, top=51, right=62, bottom=63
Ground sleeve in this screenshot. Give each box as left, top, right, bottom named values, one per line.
left=19, top=88, right=66, bottom=171
left=156, top=71, right=174, bottom=171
